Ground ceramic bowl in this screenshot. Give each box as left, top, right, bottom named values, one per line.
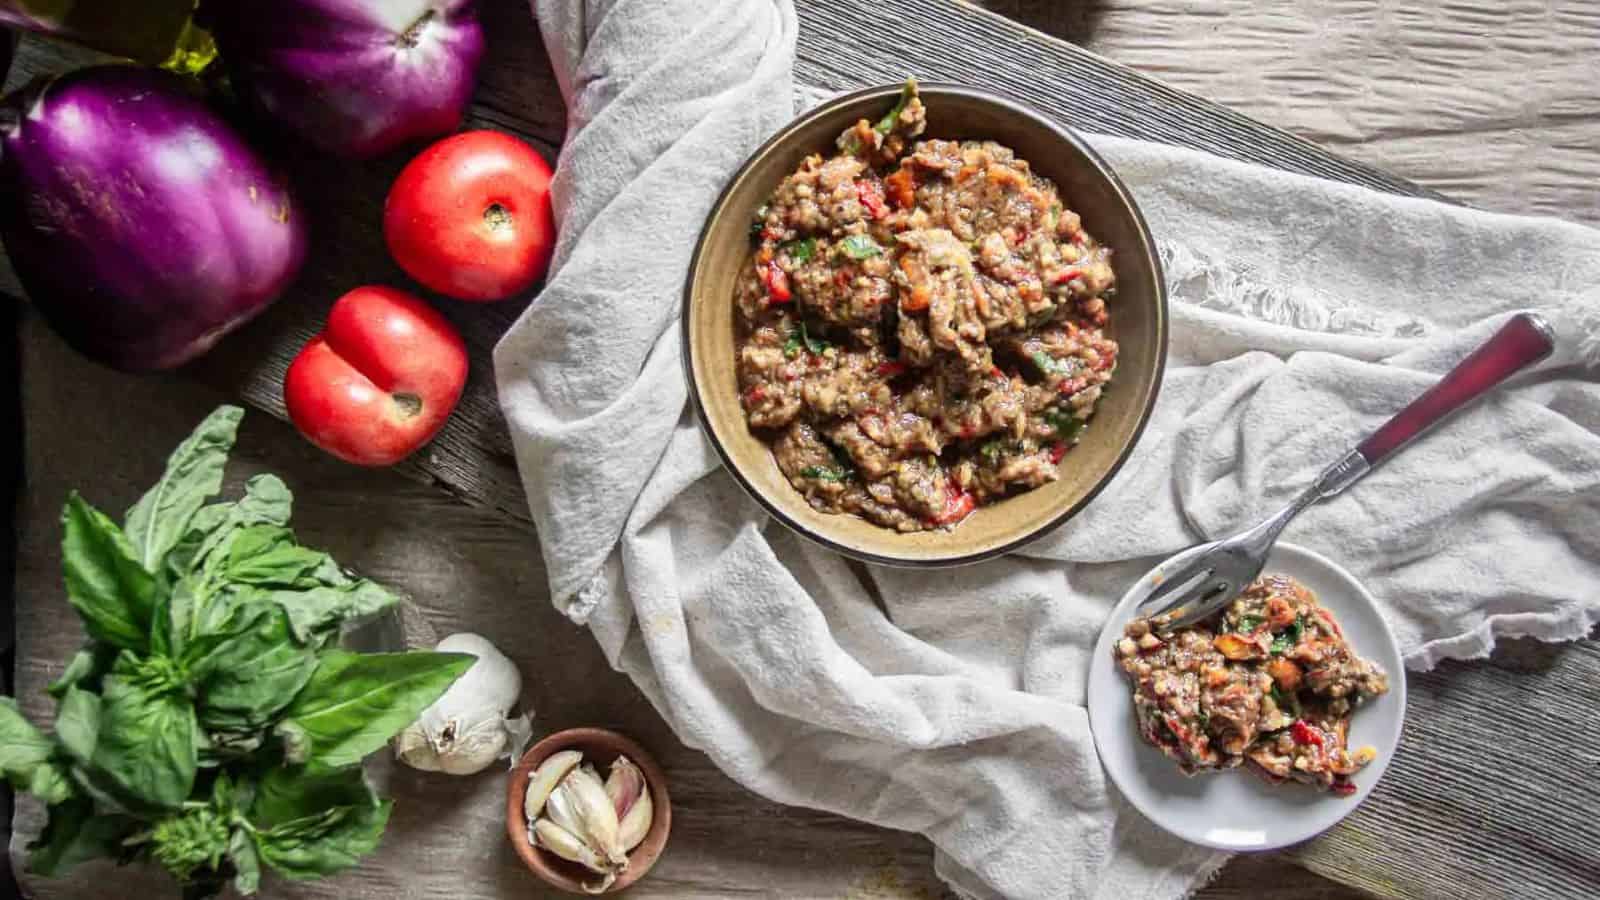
left=506, top=728, right=672, bottom=894
left=682, top=82, right=1168, bottom=566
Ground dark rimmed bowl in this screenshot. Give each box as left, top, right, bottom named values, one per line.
left=506, top=728, right=672, bottom=894
left=683, top=83, right=1167, bottom=566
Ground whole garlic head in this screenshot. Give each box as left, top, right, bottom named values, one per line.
left=395, top=633, right=532, bottom=775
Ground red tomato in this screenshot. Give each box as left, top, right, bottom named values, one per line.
left=384, top=130, right=555, bottom=302
left=284, top=286, right=468, bottom=466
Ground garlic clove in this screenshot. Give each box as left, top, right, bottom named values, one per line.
left=617, top=786, right=653, bottom=852
left=524, top=750, right=583, bottom=820
left=603, top=755, right=646, bottom=820
left=533, top=818, right=611, bottom=876
left=545, top=780, right=587, bottom=841
left=563, top=764, right=629, bottom=869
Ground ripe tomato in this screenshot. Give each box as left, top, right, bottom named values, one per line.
left=284, top=285, right=468, bottom=466
left=384, top=130, right=555, bottom=302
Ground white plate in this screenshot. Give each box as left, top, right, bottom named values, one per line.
left=1087, top=542, right=1406, bottom=851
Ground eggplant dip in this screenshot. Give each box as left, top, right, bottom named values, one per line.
left=734, top=80, right=1119, bottom=532
left=1115, top=574, right=1390, bottom=795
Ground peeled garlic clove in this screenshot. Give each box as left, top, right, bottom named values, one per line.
left=524, top=750, right=583, bottom=820
left=617, top=785, right=653, bottom=852
left=563, top=764, right=629, bottom=868
left=604, top=755, right=646, bottom=819
left=581, top=871, right=617, bottom=895
left=533, top=818, right=611, bottom=876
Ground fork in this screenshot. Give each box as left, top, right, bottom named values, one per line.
left=1135, top=312, right=1556, bottom=634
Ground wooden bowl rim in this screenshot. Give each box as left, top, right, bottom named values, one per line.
left=680, top=81, right=1169, bottom=568
left=505, top=727, right=673, bottom=894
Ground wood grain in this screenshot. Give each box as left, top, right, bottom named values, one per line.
left=974, top=0, right=1600, bottom=225
left=6, top=1, right=1599, bottom=898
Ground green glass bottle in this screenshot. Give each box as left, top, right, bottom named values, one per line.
left=0, top=0, right=214, bottom=73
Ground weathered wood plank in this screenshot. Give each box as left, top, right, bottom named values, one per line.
left=973, top=0, right=1600, bottom=225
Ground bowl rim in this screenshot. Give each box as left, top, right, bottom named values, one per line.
left=681, top=81, right=1169, bottom=568
left=505, top=727, right=673, bottom=894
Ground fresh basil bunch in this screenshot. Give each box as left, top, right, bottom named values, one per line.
left=0, top=406, right=474, bottom=897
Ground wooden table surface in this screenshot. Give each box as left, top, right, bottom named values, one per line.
left=6, top=2, right=1599, bottom=899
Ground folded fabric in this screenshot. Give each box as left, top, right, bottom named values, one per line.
left=494, top=1, right=1600, bottom=896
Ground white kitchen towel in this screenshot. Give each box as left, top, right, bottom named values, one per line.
left=493, top=1, right=1600, bottom=897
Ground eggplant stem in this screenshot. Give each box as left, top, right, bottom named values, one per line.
left=397, top=9, right=436, bottom=49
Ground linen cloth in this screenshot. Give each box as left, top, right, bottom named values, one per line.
left=493, top=0, right=1600, bottom=896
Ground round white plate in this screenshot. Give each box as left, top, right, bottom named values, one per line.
left=1087, top=541, right=1406, bottom=851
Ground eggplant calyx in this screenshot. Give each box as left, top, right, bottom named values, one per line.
left=393, top=392, right=424, bottom=419
left=396, top=9, right=438, bottom=49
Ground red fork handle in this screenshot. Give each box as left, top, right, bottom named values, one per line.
left=1356, top=312, right=1555, bottom=465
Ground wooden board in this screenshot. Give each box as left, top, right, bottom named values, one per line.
left=6, top=1, right=1600, bottom=898
left=974, top=0, right=1600, bottom=226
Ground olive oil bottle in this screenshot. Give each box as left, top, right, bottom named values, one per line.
left=0, top=0, right=214, bottom=73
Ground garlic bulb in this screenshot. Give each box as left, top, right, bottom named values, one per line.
left=394, top=633, right=532, bottom=775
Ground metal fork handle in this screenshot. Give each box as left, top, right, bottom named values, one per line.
left=1241, top=312, right=1556, bottom=555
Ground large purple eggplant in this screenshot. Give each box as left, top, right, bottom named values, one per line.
left=0, top=65, right=306, bottom=372
left=203, top=0, right=485, bottom=159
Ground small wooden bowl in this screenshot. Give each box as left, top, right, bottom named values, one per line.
left=506, top=728, right=672, bottom=894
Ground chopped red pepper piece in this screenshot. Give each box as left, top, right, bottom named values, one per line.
left=1052, top=266, right=1083, bottom=285
left=1330, top=781, right=1358, bottom=797
left=761, top=262, right=791, bottom=303
left=1290, top=720, right=1324, bottom=748
left=876, top=360, right=908, bottom=378
left=744, top=385, right=766, bottom=404
left=1049, top=442, right=1068, bottom=464
left=856, top=180, right=888, bottom=220
left=990, top=365, right=1005, bottom=379
left=933, top=482, right=976, bottom=525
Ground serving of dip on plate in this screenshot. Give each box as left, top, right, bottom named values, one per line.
left=1086, top=542, right=1406, bottom=851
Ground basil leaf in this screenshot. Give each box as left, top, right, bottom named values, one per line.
left=167, top=475, right=294, bottom=585
left=53, top=686, right=100, bottom=767
left=90, top=664, right=199, bottom=811
left=224, top=526, right=328, bottom=587
left=47, top=644, right=116, bottom=699
left=1031, top=351, right=1082, bottom=380
left=0, top=698, right=72, bottom=803
left=979, top=439, right=1004, bottom=463
left=275, top=650, right=474, bottom=771
left=798, top=465, right=851, bottom=483
left=783, top=331, right=803, bottom=358
left=257, top=798, right=392, bottom=880
left=251, top=766, right=376, bottom=829
left=1237, top=614, right=1264, bottom=633
left=1044, top=409, right=1086, bottom=443
left=124, top=405, right=243, bottom=572
left=1270, top=616, right=1305, bottom=655
left=228, top=829, right=262, bottom=895
left=193, top=606, right=318, bottom=733
left=61, top=494, right=155, bottom=651
left=25, top=797, right=139, bottom=876
left=873, top=81, right=914, bottom=136
left=801, top=321, right=830, bottom=355
left=839, top=234, right=882, bottom=259
left=267, top=581, right=400, bottom=645
left=783, top=237, right=817, bottom=264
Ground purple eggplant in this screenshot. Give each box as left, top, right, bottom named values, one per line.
left=203, top=0, right=485, bottom=160
left=0, top=65, right=306, bottom=372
